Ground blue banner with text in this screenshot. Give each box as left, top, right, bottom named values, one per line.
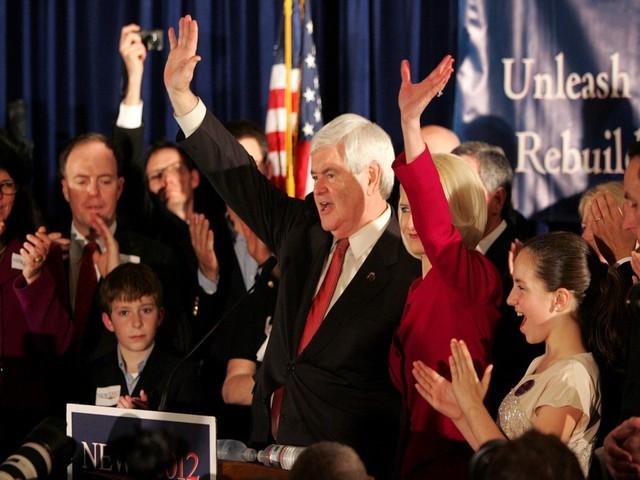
left=454, top=0, right=640, bottom=223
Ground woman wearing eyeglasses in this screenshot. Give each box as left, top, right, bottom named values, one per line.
left=0, top=146, right=73, bottom=459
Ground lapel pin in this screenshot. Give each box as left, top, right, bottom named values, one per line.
left=514, top=379, right=535, bottom=396
left=366, top=272, right=376, bottom=282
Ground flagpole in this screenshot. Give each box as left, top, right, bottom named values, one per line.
left=284, top=0, right=295, bottom=197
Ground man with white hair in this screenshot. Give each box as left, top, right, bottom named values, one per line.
left=162, top=16, right=419, bottom=479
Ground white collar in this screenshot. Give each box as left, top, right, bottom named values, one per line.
left=477, top=219, right=507, bottom=254
left=344, top=205, right=391, bottom=261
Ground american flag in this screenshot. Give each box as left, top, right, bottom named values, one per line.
left=265, top=0, right=323, bottom=198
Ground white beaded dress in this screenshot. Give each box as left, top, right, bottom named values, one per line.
left=498, top=353, right=600, bottom=474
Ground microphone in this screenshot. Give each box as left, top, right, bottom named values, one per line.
left=158, top=256, right=278, bottom=411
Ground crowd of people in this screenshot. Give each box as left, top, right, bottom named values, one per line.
left=2, top=14, right=640, bottom=480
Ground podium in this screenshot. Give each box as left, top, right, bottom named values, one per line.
left=66, top=404, right=292, bottom=479
left=218, top=461, right=289, bottom=479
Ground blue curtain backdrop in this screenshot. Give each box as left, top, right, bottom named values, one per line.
left=0, top=0, right=457, bottom=222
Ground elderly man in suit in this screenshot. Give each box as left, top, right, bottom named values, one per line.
left=163, top=16, right=419, bottom=478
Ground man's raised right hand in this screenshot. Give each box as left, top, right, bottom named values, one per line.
left=164, top=15, right=201, bottom=116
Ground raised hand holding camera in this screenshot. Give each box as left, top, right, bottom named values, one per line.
left=119, top=24, right=147, bottom=106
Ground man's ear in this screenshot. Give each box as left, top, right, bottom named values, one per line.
left=157, top=307, right=165, bottom=327
left=62, top=178, right=70, bottom=202
left=367, top=162, right=381, bottom=196
left=489, top=187, right=507, bottom=216
left=102, top=312, right=115, bottom=332
left=116, top=177, right=125, bottom=200
left=191, top=169, right=200, bottom=189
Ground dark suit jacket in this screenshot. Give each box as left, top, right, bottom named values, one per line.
left=617, top=261, right=637, bottom=422
left=179, top=110, right=420, bottom=479
left=83, top=345, right=201, bottom=414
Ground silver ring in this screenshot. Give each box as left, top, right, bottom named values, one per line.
left=436, top=90, right=444, bottom=98
left=35, top=256, right=44, bottom=263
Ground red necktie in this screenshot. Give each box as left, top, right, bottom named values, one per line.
left=298, top=238, right=349, bottom=353
left=73, top=240, right=98, bottom=345
left=271, top=238, right=349, bottom=438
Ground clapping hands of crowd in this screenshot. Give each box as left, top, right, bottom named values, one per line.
left=117, top=389, right=149, bottom=410
left=412, top=339, right=493, bottom=421
left=508, top=239, right=524, bottom=276
left=587, top=191, right=635, bottom=264
left=604, top=417, right=640, bottom=479
left=91, top=215, right=121, bottom=277
left=20, top=226, right=53, bottom=285
left=189, top=213, right=218, bottom=282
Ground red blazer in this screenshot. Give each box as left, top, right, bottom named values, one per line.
left=389, top=148, right=502, bottom=478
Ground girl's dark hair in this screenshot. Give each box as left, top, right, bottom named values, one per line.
left=523, top=231, right=624, bottom=366
left=0, top=145, right=38, bottom=243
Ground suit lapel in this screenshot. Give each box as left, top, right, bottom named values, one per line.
left=297, top=220, right=401, bottom=360
left=289, top=225, right=333, bottom=356
left=133, top=348, right=159, bottom=398
left=114, top=229, right=133, bottom=256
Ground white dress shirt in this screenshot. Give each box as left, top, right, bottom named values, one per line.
left=315, top=207, right=392, bottom=317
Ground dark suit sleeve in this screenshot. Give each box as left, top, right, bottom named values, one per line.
left=113, top=124, right=154, bottom=233
left=179, top=110, right=306, bottom=257
left=113, top=124, right=145, bottom=173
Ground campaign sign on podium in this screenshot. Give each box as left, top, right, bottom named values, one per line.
left=66, top=403, right=216, bottom=479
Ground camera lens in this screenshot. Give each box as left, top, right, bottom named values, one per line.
left=0, top=418, right=75, bottom=480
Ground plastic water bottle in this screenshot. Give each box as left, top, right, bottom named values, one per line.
left=256, top=444, right=306, bottom=470
left=216, top=439, right=257, bottom=462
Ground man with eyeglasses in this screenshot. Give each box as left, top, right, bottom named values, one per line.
left=145, top=142, right=198, bottom=221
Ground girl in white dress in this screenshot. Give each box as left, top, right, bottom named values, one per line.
left=413, top=231, right=624, bottom=474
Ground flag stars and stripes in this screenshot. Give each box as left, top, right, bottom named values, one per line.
left=304, top=52, right=316, bottom=69
left=303, top=87, right=316, bottom=103
left=266, top=0, right=323, bottom=197
left=303, top=122, right=315, bottom=137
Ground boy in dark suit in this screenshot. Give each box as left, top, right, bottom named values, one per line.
left=83, top=263, right=200, bottom=413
